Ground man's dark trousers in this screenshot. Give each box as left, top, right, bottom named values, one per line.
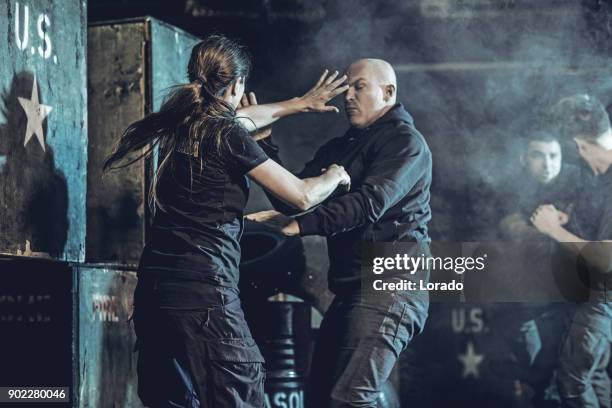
left=306, top=286, right=428, bottom=408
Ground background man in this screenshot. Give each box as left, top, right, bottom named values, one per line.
left=499, top=130, right=582, bottom=240
left=248, top=58, right=432, bottom=407
left=495, top=130, right=586, bottom=405
left=532, top=94, right=612, bottom=408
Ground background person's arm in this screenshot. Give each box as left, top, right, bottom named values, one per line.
left=532, top=204, right=612, bottom=274
left=499, top=210, right=568, bottom=240
left=548, top=229, right=611, bottom=276
left=499, top=213, right=541, bottom=240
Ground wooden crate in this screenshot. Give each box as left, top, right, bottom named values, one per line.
left=77, top=263, right=141, bottom=407
left=0, top=0, right=87, bottom=261
left=87, top=18, right=199, bottom=265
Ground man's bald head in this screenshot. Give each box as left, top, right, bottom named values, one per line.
left=348, top=59, right=397, bottom=96
left=344, top=58, right=398, bottom=128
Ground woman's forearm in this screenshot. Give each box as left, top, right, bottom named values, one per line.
left=300, top=173, right=343, bottom=210
left=248, top=160, right=347, bottom=212
left=236, top=70, right=348, bottom=131
left=237, top=98, right=305, bottom=131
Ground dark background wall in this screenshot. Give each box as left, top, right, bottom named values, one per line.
left=89, top=0, right=612, bottom=241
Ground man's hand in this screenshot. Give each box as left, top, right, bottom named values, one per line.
left=574, top=138, right=612, bottom=175
left=297, top=70, right=349, bottom=113
left=239, top=92, right=272, bottom=141
left=530, top=204, right=567, bottom=237
left=245, top=210, right=300, bottom=236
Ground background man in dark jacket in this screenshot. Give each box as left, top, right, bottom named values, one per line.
left=532, top=94, right=612, bottom=408
left=249, top=58, right=432, bottom=407
left=494, top=130, right=585, bottom=403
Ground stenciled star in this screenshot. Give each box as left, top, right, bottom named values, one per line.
left=457, top=341, right=484, bottom=379
left=18, top=76, right=52, bottom=151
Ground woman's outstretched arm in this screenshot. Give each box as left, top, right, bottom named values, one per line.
left=236, top=70, right=348, bottom=131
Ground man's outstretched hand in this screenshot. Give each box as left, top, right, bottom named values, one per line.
left=245, top=210, right=300, bottom=236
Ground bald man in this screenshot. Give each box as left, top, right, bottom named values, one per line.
left=248, top=58, right=432, bottom=407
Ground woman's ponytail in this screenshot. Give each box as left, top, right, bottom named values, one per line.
left=103, top=34, right=251, bottom=211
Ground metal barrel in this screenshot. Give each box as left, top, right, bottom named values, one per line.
left=248, top=300, right=307, bottom=408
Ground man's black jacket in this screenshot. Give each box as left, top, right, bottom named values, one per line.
left=258, top=103, right=432, bottom=293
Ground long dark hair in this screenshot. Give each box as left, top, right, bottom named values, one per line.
left=103, top=34, right=251, bottom=209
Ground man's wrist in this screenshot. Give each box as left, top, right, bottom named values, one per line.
left=295, top=212, right=322, bottom=236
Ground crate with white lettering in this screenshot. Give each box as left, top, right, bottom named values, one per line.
left=76, top=263, right=141, bottom=407
left=0, top=256, right=142, bottom=407
left=398, top=302, right=566, bottom=406
left=0, top=1, right=87, bottom=261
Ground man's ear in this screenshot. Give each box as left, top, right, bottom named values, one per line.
left=383, top=84, right=396, bottom=102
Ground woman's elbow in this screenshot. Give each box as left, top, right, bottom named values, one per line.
left=290, top=180, right=317, bottom=211
left=295, top=193, right=313, bottom=212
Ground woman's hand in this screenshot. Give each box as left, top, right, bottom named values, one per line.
left=297, top=70, right=349, bottom=113
left=234, top=70, right=347, bottom=131
left=323, top=164, right=351, bottom=191
left=239, top=92, right=272, bottom=141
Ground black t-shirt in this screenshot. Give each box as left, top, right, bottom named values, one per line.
left=566, top=164, right=606, bottom=240
left=550, top=166, right=611, bottom=302
left=595, top=170, right=612, bottom=241
left=579, top=168, right=612, bottom=296
left=139, top=125, right=268, bottom=287
left=569, top=169, right=612, bottom=339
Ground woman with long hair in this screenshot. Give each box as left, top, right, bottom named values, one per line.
left=103, top=34, right=349, bottom=407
